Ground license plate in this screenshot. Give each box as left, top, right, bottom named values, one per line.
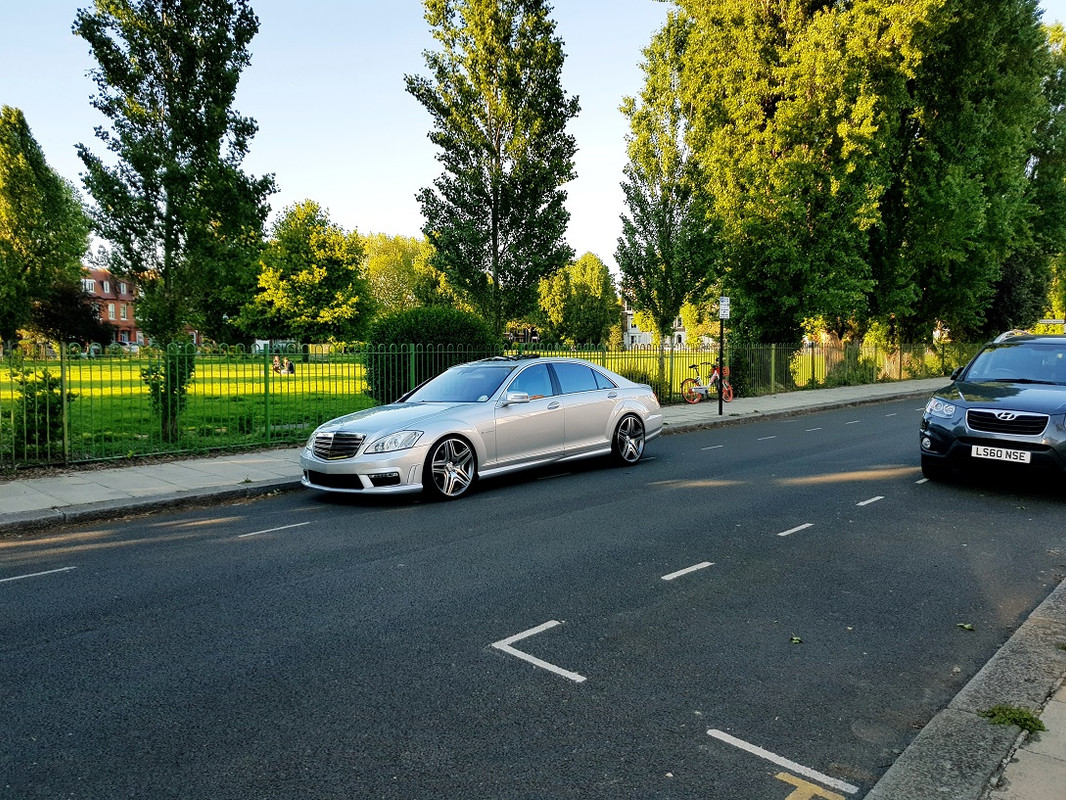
left=972, top=445, right=1031, bottom=464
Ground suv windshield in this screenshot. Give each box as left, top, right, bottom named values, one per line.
left=964, top=342, right=1066, bottom=385
left=406, top=364, right=515, bottom=403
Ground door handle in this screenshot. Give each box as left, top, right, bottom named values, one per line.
left=548, top=401, right=561, bottom=410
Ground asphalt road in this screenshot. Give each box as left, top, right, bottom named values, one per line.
left=2, top=398, right=1065, bottom=799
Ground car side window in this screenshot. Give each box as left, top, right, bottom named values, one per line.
left=593, top=369, right=617, bottom=390
left=553, top=363, right=601, bottom=394
left=507, top=364, right=555, bottom=399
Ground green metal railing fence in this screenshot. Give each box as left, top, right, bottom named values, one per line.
left=0, top=340, right=977, bottom=470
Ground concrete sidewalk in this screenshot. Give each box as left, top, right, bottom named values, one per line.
left=1, top=375, right=1063, bottom=800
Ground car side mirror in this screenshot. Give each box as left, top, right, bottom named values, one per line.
left=503, top=391, right=530, bottom=406
left=950, top=366, right=964, bottom=380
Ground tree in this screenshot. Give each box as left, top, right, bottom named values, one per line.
left=893, top=0, right=1051, bottom=339
left=537, top=252, right=619, bottom=346
left=28, top=282, right=116, bottom=344
left=0, top=106, right=91, bottom=345
left=405, top=0, right=580, bottom=336
left=73, top=0, right=274, bottom=346
left=362, top=233, right=455, bottom=314
left=616, top=11, right=718, bottom=373
left=238, top=201, right=373, bottom=344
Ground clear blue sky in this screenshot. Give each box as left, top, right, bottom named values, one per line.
left=2, top=1, right=1065, bottom=272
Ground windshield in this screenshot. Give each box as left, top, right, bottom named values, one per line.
left=405, top=364, right=515, bottom=403
left=964, top=342, right=1066, bottom=385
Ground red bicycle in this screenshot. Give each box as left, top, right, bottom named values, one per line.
left=680, top=361, right=734, bottom=404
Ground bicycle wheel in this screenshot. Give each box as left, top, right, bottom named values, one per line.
left=722, top=381, right=734, bottom=402
left=680, top=378, right=701, bottom=404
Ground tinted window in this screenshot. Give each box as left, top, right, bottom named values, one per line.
left=553, top=362, right=601, bottom=394
left=966, top=343, right=1066, bottom=384
left=594, top=369, right=617, bottom=390
left=508, top=364, right=555, bottom=399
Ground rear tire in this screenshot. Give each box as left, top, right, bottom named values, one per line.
left=722, top=382, right=734, bottom=402
left=611, top=414, right=646, bottom=465
left=680, top=378, right=701, bottom=404
left=921, top=454, right=951, bottom=482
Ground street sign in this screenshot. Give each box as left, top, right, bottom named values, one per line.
left=719, top=297, right=730, bottom=320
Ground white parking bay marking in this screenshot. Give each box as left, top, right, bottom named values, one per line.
left=777, top=523, right=813, bottom=538
left=662, top=562, right=714, bottom=581
left=492, top=620, right=586, bottom=683
left=238, top=522, right=310, bottom=539
left=856, top=496, right=884, bottom=506
left=0, top=566, right=76, bottom=584
left=707, top=729, right=859, bottom=795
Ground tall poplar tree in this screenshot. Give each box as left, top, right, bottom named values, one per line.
left=73, top=0, right=274, bottom=346
left=616, top=11, right=718, bottom=367
left=405, top=0, right=579, bottom=336
left=0, top=107, right=90, bottom=345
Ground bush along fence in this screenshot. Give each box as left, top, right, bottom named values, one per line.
left=0, top=339, right=978, bottom=470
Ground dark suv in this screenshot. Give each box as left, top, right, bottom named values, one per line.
left=919, top=332, right=1066, bottom=481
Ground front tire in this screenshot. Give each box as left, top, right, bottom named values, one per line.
left=722, top=382, right=734, bottom=402
left=612, top=414, right=646, bottom=465
left=680, top=378, right=701, bottom=404
left=423, top=436, right=476, bottom=499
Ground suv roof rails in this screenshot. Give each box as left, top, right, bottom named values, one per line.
left=994, top=329, right=1030, bottom=343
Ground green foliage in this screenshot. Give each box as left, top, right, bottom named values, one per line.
left=238, top=201, right=373, bottom=343
left=0, top=106, right=91, bottom=343
left=141, top=345, right=196, bottom=443
left=7, top=356, right=77, bottom=459
left=362, top=233, right=450, bottom=314
left=74, top=0, right=274, bottom=345
left=617, top=13, right=719, bottom=352
left=364, top=307, right=501, bottom=403
left=980, top=705, right=1047, bottom=733
left=538, top=253, right=620, bottom=346
left=405, top=0, right=579, bottom=335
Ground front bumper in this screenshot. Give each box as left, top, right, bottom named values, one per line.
left=299, top=445, right=430, bottom=494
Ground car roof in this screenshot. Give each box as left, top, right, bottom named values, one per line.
left=990, top=331, right=1066, bottom=345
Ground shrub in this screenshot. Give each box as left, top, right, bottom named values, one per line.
left=364, top=308, right=501, bottom=403
left=8, top=358, right=78, bottom=460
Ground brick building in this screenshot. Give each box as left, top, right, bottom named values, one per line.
left=82, top=267, right=144, bottom=346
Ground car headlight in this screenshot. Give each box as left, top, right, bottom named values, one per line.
left=925, top=398, right=957, bottom=418
left=366, top=430, right=423, bottom=454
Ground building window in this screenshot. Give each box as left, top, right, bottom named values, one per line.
left=108, top=303, right=116, bottom=320
left=83, top=279, right=96, bottom=293
left=120, top=304, right=128, bottom=321
left=119, top=282, right=128, bottom=295
left=102, top=280, right=110, bottom=295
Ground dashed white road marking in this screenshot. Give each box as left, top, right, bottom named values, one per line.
left=845, top=420, right=860, bottom=425
left=805, top=427, right=823, bottom=432
left=856, top=496, right=884, bottom=506
left=701, top=445, right=724, bottom=451
left=662, top=562, right=714, bottom=581
left=492, top=621, right=586, bottom=683
left=707, top=729, right=859, bottom=794
left=0, top=566, right=76, bottom=584
left=758, top=436, right=777, bottom=441
left=777, top=523, right=813, bottom=538
left=238, top=522, right=310, bottom=538
left=916, top=478, right=929, bottom=484
left=885, top=413, right=897, bottom=417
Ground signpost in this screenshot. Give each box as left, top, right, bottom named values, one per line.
left=718, top=297, right=729, bottom=416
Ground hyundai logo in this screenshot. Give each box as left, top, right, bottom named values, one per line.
left=996, top=411, right=1018, bottom=421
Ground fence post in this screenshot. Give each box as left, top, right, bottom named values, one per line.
left=59, top=341, right=70, bottom=465
left=263, top=346, right=272, bottom=442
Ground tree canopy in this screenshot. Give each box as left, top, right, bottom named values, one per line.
left=538, top=252, right=619, bottom=346
left=74, top=0, right=274, bottom=345
left=238, top=201, right=373, bottom=344
left=405, top=0, right=580, bottom=336
left=0, top=106, right=91, bottom=344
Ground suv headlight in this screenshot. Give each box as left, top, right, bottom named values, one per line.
left=925, top=398, right=957, bottom=418
left=366, top=431, right=423, bottom=453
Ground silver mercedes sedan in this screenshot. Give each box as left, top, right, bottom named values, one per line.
left=300, top=355, right=664, bottom=500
